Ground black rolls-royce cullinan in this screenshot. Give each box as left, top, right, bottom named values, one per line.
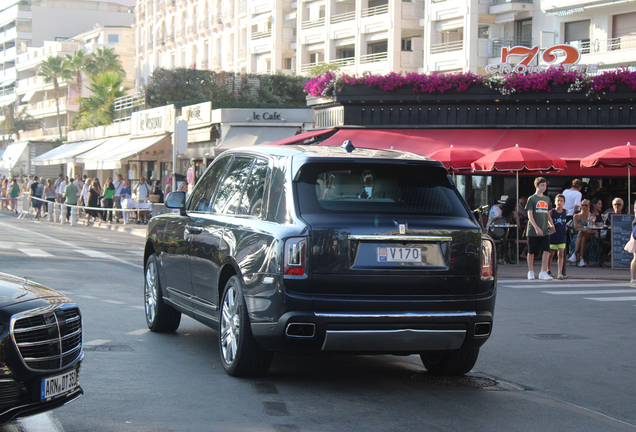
left=0, top=272, right=83, bottom=425
left=143, top=142, right=496, bottom=377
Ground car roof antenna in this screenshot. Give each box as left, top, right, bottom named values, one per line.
left=341, top=140, right=355, bottom=153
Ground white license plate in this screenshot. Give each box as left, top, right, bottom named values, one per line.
left=41, top=369, right=78, bottom=400
left=378, top=247, right=422, bottom=263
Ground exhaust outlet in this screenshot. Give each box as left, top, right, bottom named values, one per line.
left=474, top=322, right=491, bottom=337
left=285, top=323, right=316, bottom=338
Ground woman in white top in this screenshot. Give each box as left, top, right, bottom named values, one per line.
left=81, top=177, right=92, bottom=210
left=562, top=179, right=582, bottom=218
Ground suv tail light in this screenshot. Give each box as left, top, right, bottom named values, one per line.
left=481, top=237, right=495, bottom=278
left=284, top=237, right=306, bottom=276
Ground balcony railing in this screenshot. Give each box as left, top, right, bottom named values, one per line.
left=176, top=30, right=184, bottom=39
left=187, top=24, right=195, bottom=35
left=492, top=0, right=532, bottom=4
left=577, top=37, right=636, bottom=54
left=166, top=34, right=175, bottom=43
left=301, top=17, right=325, bottom=29
left=238, top=46, right=246, bottom=60
left=238, top=0, right=247, bottom=15
left=431, top=40, right=463, bottom=53
left=227, top=51, right=234, bottom=62
left=28, top=97, right=78, bottom=112
left=198, top=21, right=207, bottom=32
left=331, top=11, right=355, bottom=24
left=252, top=29, right=272, bottom=39
left=301, top=61, right=324, bottom=74
left=332, top=56, right=355, bottom=67
left=491, top=36, right=531, bottom=57
left=212, top=55, right=220, bottom=67
left=360, top=52, right=388, bottom=64
left=361, top=4, right=388, bottom=18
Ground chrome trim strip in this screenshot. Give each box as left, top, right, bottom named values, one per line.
left=321, top=329, right=466, bottom=351
left=166, top=287, right=192, bottom=302
left=314, top=311, right=476, bottom=319
left=191, top=296, right=218, bottom=311
left=348, top=235, right=453, bottom=242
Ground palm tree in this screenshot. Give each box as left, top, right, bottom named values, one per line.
left=37, top=55, right=71, bottom=138
left=0, top=104, right=41, bottom=140
left=63, top=49, right=91, bottom=100
left=86, top=47, right=125, bottom=77
left=73, top=72, right=130, bottom=129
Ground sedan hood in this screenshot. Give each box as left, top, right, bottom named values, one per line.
left=0, top=272, right=69, bottom=309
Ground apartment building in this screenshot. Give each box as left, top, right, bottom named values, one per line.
left=14, top=26, right=135, bottom=139
left=0, top=0, right=134, bottom=109
left=424, top=0, right=636, bottom=74
left=135, top=0, right=298, bottom=87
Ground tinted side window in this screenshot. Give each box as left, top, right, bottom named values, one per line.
left=188, top=157, right=230, bottom=212
left=238, top=158, right=269, bottom=217
left=212, top=157, right=253, bottom=214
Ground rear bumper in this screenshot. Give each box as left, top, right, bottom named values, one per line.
left=251, top=309, right=494, bottom=353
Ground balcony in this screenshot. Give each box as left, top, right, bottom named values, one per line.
left=198, top=21, right=208, bottom=32
left=332, top=57, right=355, bottom=67
left=252, top=29, right=272, bottom=39
left=360, top=52, right=388, bottom=64
left=402, top=2, right=424, bottom=19
left=331, top=11, right=355, bottom=24
left=21, top=126, right=68, bottom=140
left=0, top=27, right=17, bottom=45
left=490, top=0, right=533, bottom=14
left=238, top=46, right=247, bottom=60
left=187, top=24, right=195, bottom=35
left=491, top=36, right=531, bottom=58
left=361, top=4, right=388, bottom=18
left=212, top=55, right=220, bottom=68
left=226, top=51, right=234, bottom=63
left=431, top=40, right=463, bottom=53
left=301, top=17, right=325, bottom=29
left=301, top=61, right=323, bottom=74
left=401, top=50, right=423, bottom=67
left=27, top=97, right=79, bottom=116
left=16, top=75, right=46, bottom=90
left=0, top=46, right=17, bottom=63
left=579, top=37, right=636, bottom=54
left=238, top=0, right=247, bottom=15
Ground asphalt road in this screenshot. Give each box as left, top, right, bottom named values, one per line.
left=1, top=212, right=635, bottom=432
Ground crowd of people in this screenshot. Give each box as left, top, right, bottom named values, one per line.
left=486, top=177, right=632, bottom=282
left=0, top=173, right=174, bottom=225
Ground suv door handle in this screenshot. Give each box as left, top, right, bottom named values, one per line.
left=185, top=225, right=203, bottom=234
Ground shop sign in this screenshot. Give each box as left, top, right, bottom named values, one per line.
left=183, top=101, right=212, bottom=127
left=252, top=111, right=283, bottom=121
left=485, top=44, right=598, bottom=75
left=131, top=105, right=174, bottom=136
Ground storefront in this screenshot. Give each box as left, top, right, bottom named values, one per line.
left=0, top=140, right=55, bottom=179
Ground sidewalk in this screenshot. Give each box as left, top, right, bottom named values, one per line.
left=497, top=261, right=629, bottom=281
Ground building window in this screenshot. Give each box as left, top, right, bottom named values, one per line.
left=401, top=38, right=412, bottom=51
left=337, top=47, right=354, bottom=58
left=368, top=41, right=388, bottom=54
left=108, top=34, right=119, bottom=44
left=283, top=57, right=292, bottom=69
left=478, top=25, right=489, bottom=39
left=564, top=19, right=590, bottom=52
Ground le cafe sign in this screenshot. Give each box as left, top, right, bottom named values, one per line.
left=486, top=44, right=598, bottom=75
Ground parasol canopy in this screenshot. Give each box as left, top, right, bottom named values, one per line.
left=426, top=145, right=485, bottom=172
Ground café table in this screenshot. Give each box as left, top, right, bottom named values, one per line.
left=588, top=224, right=610, bottom=267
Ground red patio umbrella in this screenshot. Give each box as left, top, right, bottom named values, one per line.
left=472, top=144, right=567, bottom=263
left=580, top=141, right=636, bottom=211
left=426, top=145, right=485, bottom=172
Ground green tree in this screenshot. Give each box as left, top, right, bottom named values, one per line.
left=309, top=62, right=340, bottom=77
left=0, top=104, right=41, bottom=140
left=87, top=47, right=125, bottom=77
left=63, top=49, right=92, bottom=100
left=72, top=72, right=130, bottom=129
left=37, top=55, right=71, bottom=138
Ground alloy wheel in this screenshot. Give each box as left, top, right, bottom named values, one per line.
left=145, top=260, right=157, bottom=324
left=220, top=286, right=240, bottom=365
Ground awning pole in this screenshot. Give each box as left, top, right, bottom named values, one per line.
left=516, top=171, right=520, bottom=265
left=629, top=165, right=631, bottom=214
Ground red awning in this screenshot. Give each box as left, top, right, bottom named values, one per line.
left=315, top=129, right=508, bottom=155
left=268, top=128, right=335, bottom=146
left=309, top=128, right=636, bottom=177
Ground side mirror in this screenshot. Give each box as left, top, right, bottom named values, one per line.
left=165, top=191, right=186, bottom=215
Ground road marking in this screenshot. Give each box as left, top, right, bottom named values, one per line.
left=503, top=282, right=630, bottom=289
left=130, top=305, right=144, bottom=310
left=543, top=289, right=636, bottom=295
left=84, top=339, right=111, bottom=345
left=101, top=299, right=126, bottom=304
left=585, top=296, right=636, bottom=302
left=128, top=250, right=144, bottom=256
left=17, top=248, right=53, bottom=257
left=0, top=221, right=143, bottom=269
left=127, top=329, right=149, bottom=335
left=76, top=295, right=98, bottom=299
left=16, top=412, right=65, bottom=432
left=75, top=249, right=114, bottom=259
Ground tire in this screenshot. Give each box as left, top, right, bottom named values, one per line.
left=144, top=255, right=181, bottom=332
left=420, top=348, right=480, bottom=376
left=219, top=276, right=273, bottom=377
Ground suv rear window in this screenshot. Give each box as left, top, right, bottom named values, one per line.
left=296, top=163, right=469, bottom=217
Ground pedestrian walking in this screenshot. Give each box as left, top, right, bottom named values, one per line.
left=29, top=176, right=43, bottom=220
left=113, top=173, right=125, bottom=222
left=42, top=178, right=56, bottom=216
left=526, top=177, right=556, bottom=280
left=54, top=174, right=66, bottom=203
left=81, top=177, right=91, bottom=209
left=86, top=179, right=103, bottom=225
left=0, top=178, right=8, bottom=210
left=102, top=178, right=115, bottom=223
left=119, top=180, right=133, bottom=225
left=547, top=194, right=567, bottom=280
left=63, top=178, right=78, bottom=221
left=8, top=178, right=19, bottom=213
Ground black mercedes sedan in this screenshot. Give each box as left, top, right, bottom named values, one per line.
left=144, top=143, right=496, bottom=377
left=0, top=272, right=83, bottom=425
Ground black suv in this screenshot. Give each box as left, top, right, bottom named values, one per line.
left=0, top=272, right=83, bottom=425
left=144, top=143, right=496, bottom=377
